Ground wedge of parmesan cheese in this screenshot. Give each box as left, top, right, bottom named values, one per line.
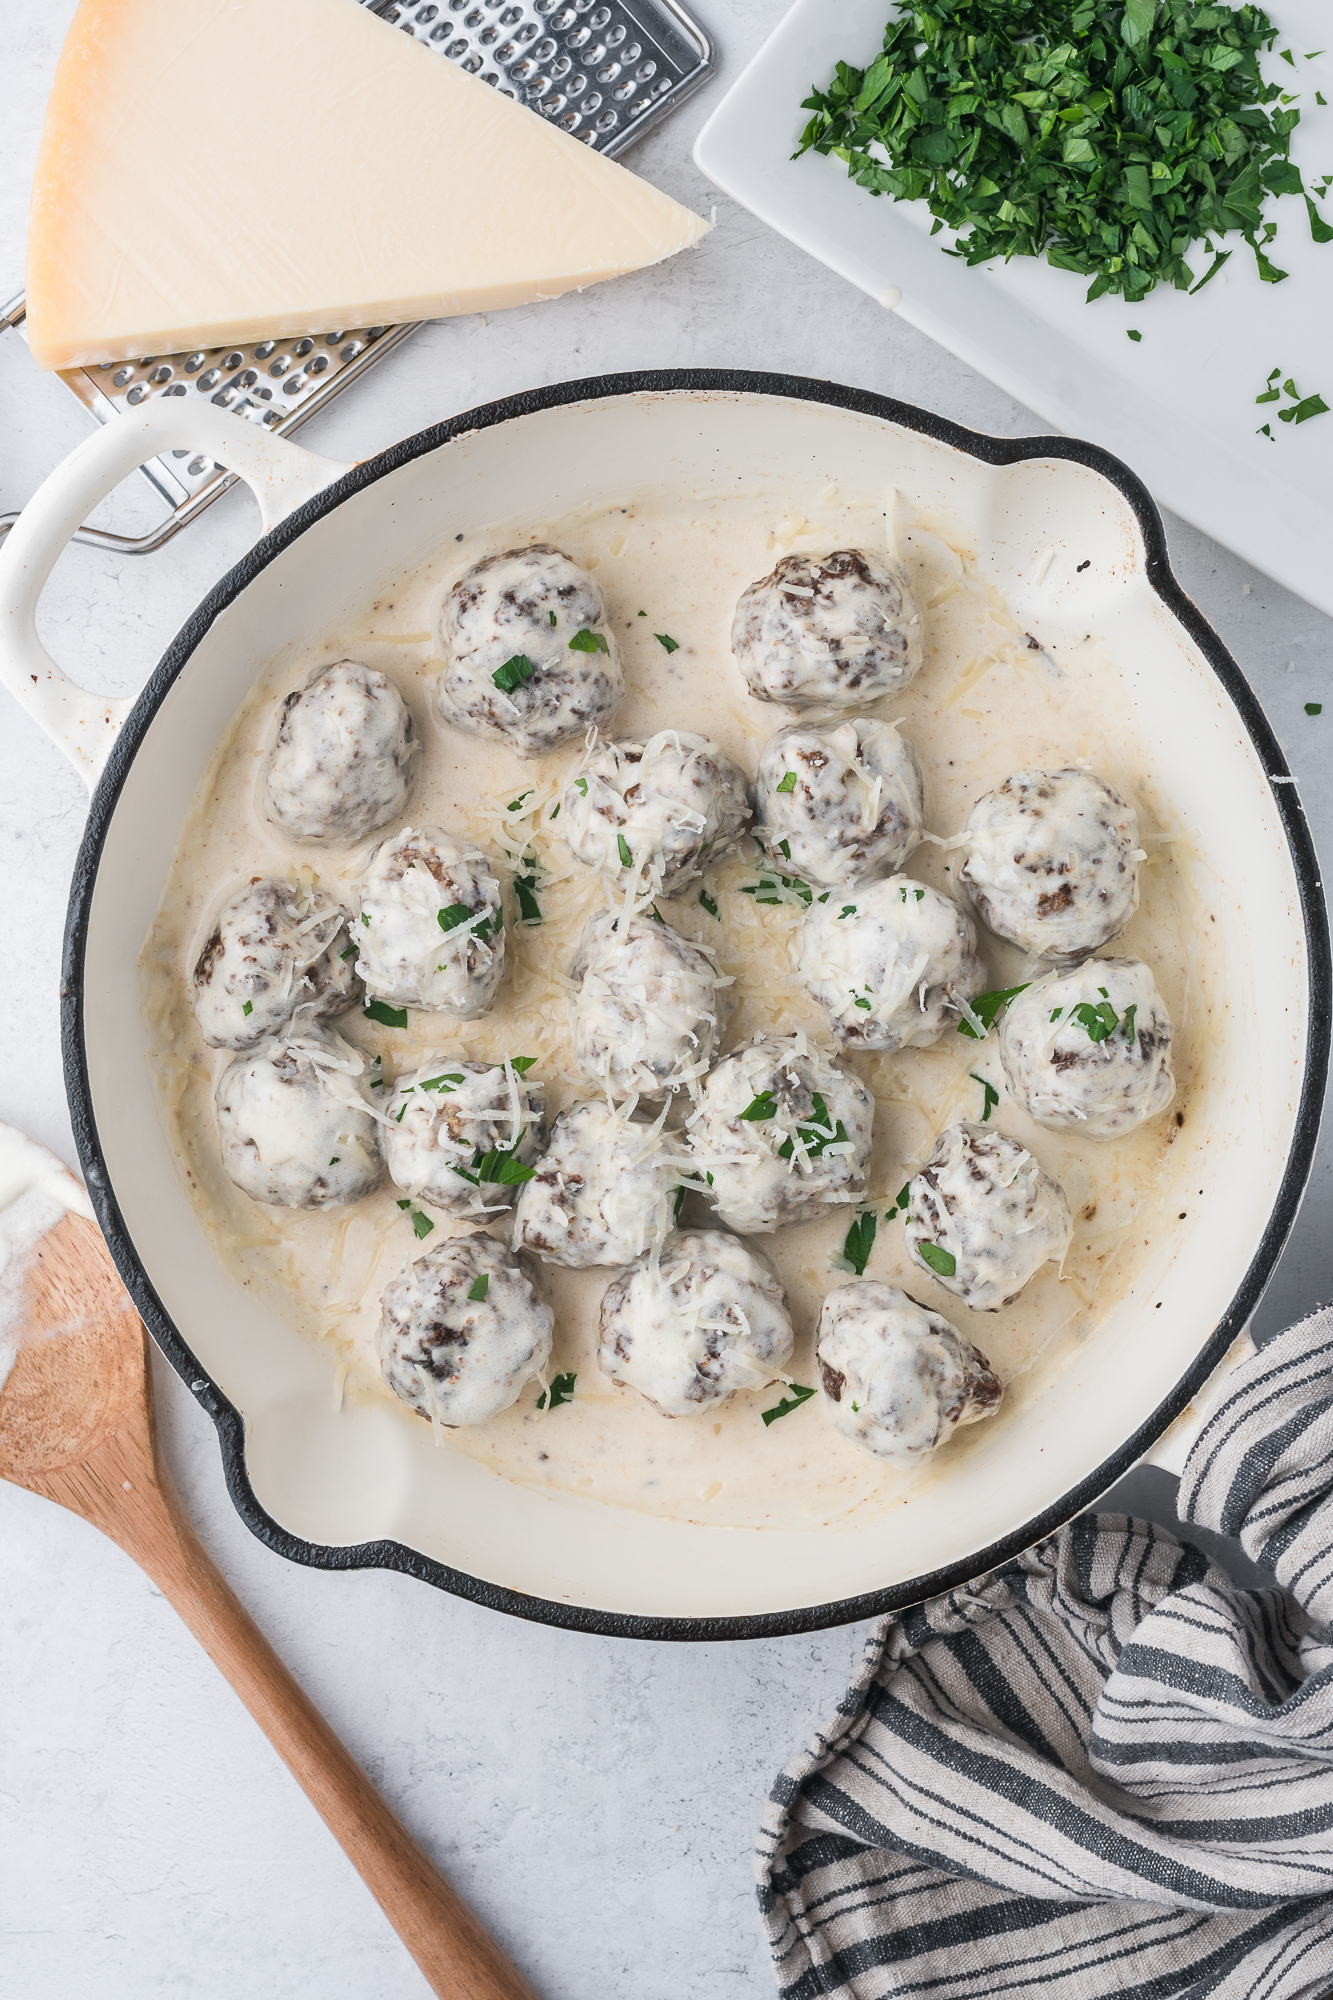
left=25, top=0, right=710, bottom=372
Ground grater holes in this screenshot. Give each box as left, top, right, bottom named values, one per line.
left=126, top=384, right=146, bottom=405
left=447, top=36, right=467, bottom=53
left=568, top=70, right=588, bottom=95
left=307, top=354, right=330, bottom=375
left=612, top=77, right=634, bottom=98
left=534, top=35, right=555, bottom=56
left=283, top=376, right=306, bottom=395
left=597, top=60, right=618, bottom=79
left=498, top=38, right=518, bottom=58
left=293, top=337, right=315, bottom=356
left=515, top=19, right=537, bottom=36
left=113, top=367, right=133, bottom=387
left=558, top=108, right=582, bottom=128
left=268, top=357, right=290, bottom=376
left=239, top=368, right=259, bottom=387
left=595, top=108, right=617, bottom=129
left=623, top=40, right=640, bottom=58
left=341, top=341, right=364, bottom=362
left=479, top=24, right=498, bottom=42
left=166, top=382, right=187, bottom=396
left=583, top=89, right=601, bottom=109
left=417, top=1, right=438, bottom=16
left=198, top=367, right=223, bottom=390
left=550, top=52, right=571, bottom=76
left=635, top=59, right=655, bottom=79
left=188, top=457, right=209, bottom=476
left=590, top=2, right=609, bottom=19
left=604, top=22, right=624, bottom=42
left=254, top=340, right=276, bottom=359
left=511, top=56, right=535, bottom=76
left=500, top=3, right=521, bottom=18
left=566, top=25, right=589, bottom=44
left=183, top=353, right=205, bottom=373
left=462, top=52, right=481, bottom=69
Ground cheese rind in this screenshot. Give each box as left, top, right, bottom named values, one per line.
left=26, top=0, right=710, bottom=372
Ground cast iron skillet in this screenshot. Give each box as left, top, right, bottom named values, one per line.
left=58, top=369, right=1331, bottom=1641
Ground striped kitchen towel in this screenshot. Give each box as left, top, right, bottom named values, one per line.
left=757, top=1310, right=1333, bottom=1999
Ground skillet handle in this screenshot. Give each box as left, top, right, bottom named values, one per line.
left=1140, top=1328, right=1257, bottom=1477
left=0, top=402, right=353, bottom=790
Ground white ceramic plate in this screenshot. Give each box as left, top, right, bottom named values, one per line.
left=694, top=0, right=1333, bottom=616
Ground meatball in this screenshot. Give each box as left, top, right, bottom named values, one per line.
left=385, top=1056, right=546, bottom=1217
left=356, top=827, right=504, bottom=1017
left=999, top=958, right=1175, bottom=1138
left=798, top=877, right=986, bottom=1051
left=433, top=544, right=623, bottom=755
left=754, top=718, right=925, bottom=888
left=731, top=549, right=922, bottom=707
left=192, top=879, right=358, bottom=1051
left=215, top=1027, right=384, bottom=1209
left=687, top=1033, right=873, bottom=1234
left=905, top=1121, right=1071, bottom=1311
left=263, top=660, right=417, bottom=844
left=377, top=1236, right=553, bottom=1428
left=958, top=768, right=1142, bottom=962
left=817, top=1282, right=1003, bottom=1467
left=597, top=1229, right=794, bottom=1418
left=512, top=1098, right=681, bottom=1267
left=571, top=910, right=732, bottom=1099
left=561, top=731, right=750, bottom=897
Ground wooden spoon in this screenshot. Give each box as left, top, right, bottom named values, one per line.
left=0, top=1127, right=537, bottom=2000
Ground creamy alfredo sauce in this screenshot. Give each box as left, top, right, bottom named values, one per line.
left=140, top=487, right=1213, bottom=1531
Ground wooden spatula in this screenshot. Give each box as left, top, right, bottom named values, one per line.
left=0, top=1125, right=537, bottom=2000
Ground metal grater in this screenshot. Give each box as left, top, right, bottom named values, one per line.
left=0, top=0, right=712, bottom=555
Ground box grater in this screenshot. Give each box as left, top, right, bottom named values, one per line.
left=0, top=0, right=713, bottom=555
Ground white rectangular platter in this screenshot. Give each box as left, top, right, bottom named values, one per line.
left=695, top=0, right=1333, bottom=616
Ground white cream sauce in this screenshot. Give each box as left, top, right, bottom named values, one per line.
left=0, top=1124, right=96, bottom=1392
left=140, top=486, right=1217, bottom=1530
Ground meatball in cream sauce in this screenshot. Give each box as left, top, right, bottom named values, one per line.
left=905, top=1121, right=1072, bottom=1312
left=512, top=1098, right=681, bottom=1268
left=561, top=731, right=750, bottom=897
left=377, top=1236, right=552, bottom=1427
left=356, top=827, right=504, bottom=1017
left=798, top=877, right=986, bottom=1051
left=598, top=1229, right=794, bottom=1418
left=959, top=768, right=1142, bottom=962
left=215, top=1027, right=384, bottom=1209
left=754, top=717, right=925, bottom=888
left=433, top=545, right=623, bottom=755
left=731, top=549, right=922, bottom=707
left=384, top=1056, right=546, bottom=1217
left=264, top=660, right=417, bottom=845
left=571, top=909, right=731, bottom=1099
left=816, top=1281, right=1002, bottom=1468
left=999, top=958, right=1175, bottom=1138
left=192, top=878, right=358, bottom=1051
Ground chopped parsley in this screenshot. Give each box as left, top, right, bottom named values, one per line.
left=451, top=1135, right=537, bottom=1188
left=776, top=771, right=798, bottom=793
left=509, top=1056, right=539, bottom=1076
left=1257, top=367, right=1331, bottom=428
left=329, top=1156, right=340, bottom=1166
left=575, top=776, right=588, bottom=797
left=888, top=1182, right=912, bottom=1218
left=568, top=628, right=609, bottom=653
left=507, top=791, right=533, bottom=813
left=655, top=632, right=680, bottom=653
left=537, top=1371, right=577, bottom=1410
left=917, top=1241, right=957, bottom=1278
left=419, top=1072, right=465, bottom=1092
left=1051, top=1006, right=1065, bottom=1021
left=778, top=837, right=792, bottom=861
left=839, top=904, right=857, bottom=919
left=1307, top=702, right=1323, bottom=715
left=1071, top=997, right=1121, bottom=1042
left=467, top=1273, right=489, bottom=1302
left=842, top=1210, right=878, bottom=1275
left=971, top=1073, right=1000, bottom=1121
left=340, top=945, right=357, bottom=961
left=776, top=1092, right=849, bottom=1162
left=617, top=832, right=634, bottom=869
left=513, top=854, right=542, bottom=925
left=796, top=0, right=1329, bottom=305
left=740, top=1090, right=779, bottom=1122
left=699, top=889, right=720, bottom=918
left=395, top=1198, right=435, bottom=1240
left=957, top=984, right=1031, bottom=1040
left=1122, top=1002, right=1139, bottom=1044
left=1127, top=329, right=1142, bottom=341
left=438, top=902, right=475, bottom=932
left=740, top=870, right=813, bottom=907
left=361, top=912, right=370, bottom=927
left=762, top=1382, right=817, bottom=1426
left=549, top=804, right=560, bottom=820
left=852, top=993, right=872, bottom=1010
left=673, top=1185, right=687, bottom=1223
left=548, top=610, right=557, bottom=627
left=492, top=653, right=536, bottom=695
left=364, top=1000, right=408, bottom=1029
left=242, top=1000, right=253, bottom=1016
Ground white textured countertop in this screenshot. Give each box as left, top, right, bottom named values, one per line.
left=2, top=4, right=1329, bottom=1995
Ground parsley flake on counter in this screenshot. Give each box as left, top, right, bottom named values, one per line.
left=1127, top=329, right=1142, bottom=341
left=776, top=770, right=798, bottom=793
left=842, top=1210, right=878, bottom=1276
left=1307, top=701, right=1323, bottom=715
left=699, top=889, right=720, bottom=918
left=467, top=1273, right=489, bottom=1302
left=918, top=1241, right=957, bottom=1278
left=537, top=1371, right=577, bottom=1410
left=493, top=653, right=536, bottom=695
left=655, top=632, right=680, bottom=653
left=617, top=832, right=634, bottom=869
left=762, top=1382, right=816, bottom=1426
left=1258, top=367, right=1331, bottom=427
left=364, top=1000, right=408, bottom=1029
left=971, top=1073, right=1000, bottom=1121
left=797, top=0, right=1327, bottom=306
left=569, top=628, right=609, bottom=654
left=956, top=984, right=1031, bottom=1040
left=242, top=1000, right=253, bottom=1016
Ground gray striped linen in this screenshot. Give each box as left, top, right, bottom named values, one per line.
left=757, top=1310, right=1333, bottom=1999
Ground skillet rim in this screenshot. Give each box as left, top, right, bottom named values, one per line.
left=60, top=368, right=1332, bottom=1642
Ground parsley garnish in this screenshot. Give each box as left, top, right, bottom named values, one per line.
left=673, top=1185, right=687, bottom=1224
left=493, top=653, right=535, bottom=695
left=419, top=1072, right=464, bottom=1092
left=761, top=1382, right=816, bottom=1426
left=655, top=632, right=680, bottom=653
left=917, top=1241, right=957, bottom=1278
left=971, top=1073, right=1000, bottom=1121
left=508, top=791, right=532, bottom=813
left=509, top=1056, right=538, bottom=1076
left=699, top=889, right=720, bottom=918
left=1127, top=329, right=1142, bottom=342
left=842, top=1210, right=878, bottom=1276
left=740, top=871, right=812, bottom=907
left=451, top=1134, right=537, bottom=1188
left=364, top=1000, right=408, bottom=1028
left=852, top=994, right=872, bottom=1010
left=1257, top=367, right=1331, bottom=427
left=329, top=1156, right=339, bottom=1166
left=340, top=945, right=357, bottom=961
left=548, top=610, right=557, bottom=627
left=957, top=984, right=1031, bottom=1040
left=550, top=804, right=560, bottom=820
left=438, top=903, right=474, bottom=932
left=467, top=1273, right=489, bottom=1302
left=796, top=0, right=1327, bottom=305
left=778, top=837, right=792, bottom=861
left=568, top=629, right=609, bottom=653
left=361, top=912, right=370, bottom=927
left=395, top=1198, right=434, bottom=1240
left=776, top=771, right=798, bottom=793
left=839, top=904, right=856, bottom=920
left=1071, top=998, right=1120, bottom=1042
left=741, top=1091, right=779, bottom=1122
left=776, top=1092, right=849, bottom=1162
left=889, top=1183, right=912, bottom=1218
left=513, top=855, right=542, bottom=925
left=242, top=1000, right=253, bottom=1016
left=617, top=832, right=634, bottom=869
left=1122, top=1002, right=1138, bottom=1045
left=537, top=1371, right=577, bottom=1410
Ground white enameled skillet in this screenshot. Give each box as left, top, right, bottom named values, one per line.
left=0, top=373, right=1326, bottom=1639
